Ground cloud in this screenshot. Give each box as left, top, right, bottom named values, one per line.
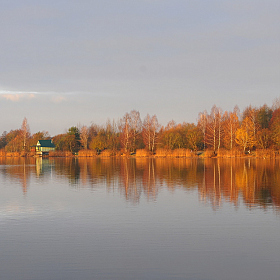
left=0, top=91, right=69, bottom=104
left=51, top=95, right=67, bottom=103
left=0, top=93, right=36, bottom=102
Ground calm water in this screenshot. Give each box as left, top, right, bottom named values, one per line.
left=0, top=157, right=280, bottom=280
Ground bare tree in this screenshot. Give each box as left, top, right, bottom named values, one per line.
left=205, top=105, right=222, bottom=152
left=21, top=117, right=30, bottom=151
left=80, top=126, right=89, bottom=149
left=142, top=114, right=160, bottom=152
left=119, top=110, right=142, bottom=153
left=242, top=106, right=258, bottom=141
left=129, top=110, right=142, bottom=152
left=272, top=97, right=280, bottom=110
left=119, top=113, right=133, bottom=153
left=198, top=111, right=207, bottom=150
left=222, top=106, right=240, bottom=150
left=105, top=119, right=118, bottom=151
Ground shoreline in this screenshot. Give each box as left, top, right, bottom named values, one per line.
left=0, top=149, right=279, bottom=159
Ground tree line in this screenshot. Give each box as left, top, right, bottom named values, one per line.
left=1, top=99, right=280, bottom=155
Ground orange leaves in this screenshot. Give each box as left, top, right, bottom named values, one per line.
left=235, top=116, right=256, bottom=151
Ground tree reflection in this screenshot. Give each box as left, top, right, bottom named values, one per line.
left=198, top=159, right=280, bottom=210
left=0, top=157, right=36, bottom=194
left=1, top=157, right=280, bottom=210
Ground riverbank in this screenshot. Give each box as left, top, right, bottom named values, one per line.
left=1, top=148, right=280, bottom=159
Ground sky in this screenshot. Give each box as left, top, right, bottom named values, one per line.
left=0, top=0, right=279, bottom=136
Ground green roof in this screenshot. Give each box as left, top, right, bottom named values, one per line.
left=37, top=140, right=55, bottom=148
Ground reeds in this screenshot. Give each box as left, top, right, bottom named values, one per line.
left=154, top=149, right=172, bottom=157
left=0, top=149, right=6, bottom=157
left=255, top=149, right=279, bottom=158
left=49, top=151, right=73, bottom=157
left=199, top=150, right=215, bottom=158
left=5, top=152, right=21, bottom=157
left=99, top=149, right=114, bottom=157
left=154, top=148, right=196, bottom=157
left=77, top=149, right=97, bottom=157
left=135, top=149, right=152, bottom=157
left=171, top=149, right=195, bottom=157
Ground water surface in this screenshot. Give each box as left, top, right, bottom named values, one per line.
left=0, top=157, right=279, bottom=280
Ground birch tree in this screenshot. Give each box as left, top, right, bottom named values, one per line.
left=20, top=117, right=30, bottom=151
left=205, top=105, right=222, bottom=152
left=80, top=126, right=89, bottom=149
left=129, top=110, right=142, bottom=152
left=222, top=106, right=240, bottom=150
left=198, top=111, right=207, bottom=150
left=235, top=116, right=256, bottom=152
left=119, top=113, right=133, bottom=153
left=142, top=114, right=160, bottom=152
left=269, top=108, right=280, bottom=149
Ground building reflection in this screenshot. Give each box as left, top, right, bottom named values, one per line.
left=1, top=157, right=280, bottom=210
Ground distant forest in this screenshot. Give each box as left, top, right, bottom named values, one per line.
left=1, top=99, right=280, bottom=156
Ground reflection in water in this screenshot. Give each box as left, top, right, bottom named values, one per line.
left=0, top=157, right=36, bottom=194
left=1, top=157, right=280, bottom=210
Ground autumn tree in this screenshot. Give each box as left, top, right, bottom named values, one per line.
left=53, top=127, right=81, bottom=152
left=4, top=118, right=31, bottom=152
left=198, top=111, right=207, bottom=150
left=242, top=106, right=258, bottom=142
left=105, top=119, right=120, bottom=151
left=0, top=131, right=7, bottom=149
left=186, top=124, right=203, bottom=151
left=66, top=126, right=81, bottom=153
left=129, top=110, right=142, bottom=152
left=88, top=120, right=120, bottom=152
left=257, top=104, right=273, bottom=129
left=30, top=131, right=50, bottom=147
left=4, top=130, right=22, bottom=152
left=256, top=128, right=271, bottom=149
left=119, top=112, right=134, bottom=153
left=235, top=116, right=256, bottom=152
left=89, top=129, right=107, bottom=152
left=52, top=133, right=67, bottom=151
left=222, top=106, right=240, bottom=150
left=88, top=123, right=99, bottom=144
left=20, top=117, right=31, bottom=151
left=159, top=121, right=186, bottom=150
left=272, top=97, right=280, bottom=111
left=269, top=108, right=280, bottom=149
left=252, top=104, right=273, bottom=149
left=142, top=114, right=160, bottom=152
left=205, top=105, right=222, bottom=152
left=80, top=126, right=89, bottom=149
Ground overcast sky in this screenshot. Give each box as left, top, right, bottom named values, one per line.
left=0, top=0, right=279, bottom=136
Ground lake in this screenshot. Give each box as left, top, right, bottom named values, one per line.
left=0, top=157, right=280, bottom=280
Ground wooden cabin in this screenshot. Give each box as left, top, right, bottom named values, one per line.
left=35, top=140, right=55, bottom=156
